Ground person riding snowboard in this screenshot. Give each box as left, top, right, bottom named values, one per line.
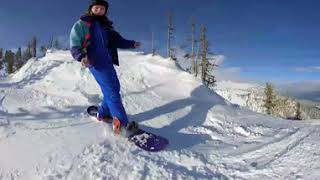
left=70, top=0, right=140, bottom=134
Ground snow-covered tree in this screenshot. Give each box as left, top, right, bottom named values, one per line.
left=275, top=96, right=289, bottom=118
left=295, top=102, right=302, bottom=120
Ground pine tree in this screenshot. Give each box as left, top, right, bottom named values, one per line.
left=31, top=36, right=37, bottom=57
left=15, top=47, right=23, bottom=70
left=200, top=25, right=208, bottom=82
left=40, top=45, right=47, bottom=56
left=22, top=43, right=32, bottom=62
left=295, top=102, right=302, bottom=120
left=167, top=12, right=175, bottom=60
left=195, top=39, right=201, bottom=77
left=191, top=21, right=196, bottom=76
left=53, top=38, right=60, bottom=49
left=263, top=82, right=277, bottom=115
left=0, top=48, right=3, bottom=70
left=0, top=48, right=3, bottom=59
left=205, top=57, right=217, bottom=87
left=49, top=37, right=54, bottom=49
left=151, top=31, right=155, bottom=56
left=5, top=50, right=15, bottom=74
left=198, top=25, right=217, bottom=87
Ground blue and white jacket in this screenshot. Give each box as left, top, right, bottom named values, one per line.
left=70, top=15, right=135, bottom=68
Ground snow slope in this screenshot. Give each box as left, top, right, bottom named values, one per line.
left=0, top=50, right=319, bottom=179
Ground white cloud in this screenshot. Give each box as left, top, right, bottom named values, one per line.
left=215, top=67, right=248, bottom=82
left=293, top=66, right=320, bottom=73
left=277, top=80, right=320, bottom=102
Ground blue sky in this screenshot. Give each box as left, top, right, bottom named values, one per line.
left=0, top=0, right=319, bottom=83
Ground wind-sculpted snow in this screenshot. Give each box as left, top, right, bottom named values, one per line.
left=0, top=50, right=319, bottom=179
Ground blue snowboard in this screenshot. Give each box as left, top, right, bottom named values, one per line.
left=87, top=105, right=169, bottom=152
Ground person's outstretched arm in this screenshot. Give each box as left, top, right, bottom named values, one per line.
left=110, top=30, right=140, bottom=49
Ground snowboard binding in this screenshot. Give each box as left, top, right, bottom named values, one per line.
left=126, top=121, right=139, bottom=133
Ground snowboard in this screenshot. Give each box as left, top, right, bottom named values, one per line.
left=87, top=105, right=169, bottom=152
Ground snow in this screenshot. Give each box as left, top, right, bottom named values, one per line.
left=214, top=80, right=265, bottom=113
left=0, top=50, right=319, bottom=179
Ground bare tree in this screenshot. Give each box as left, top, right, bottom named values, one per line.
left=178, top=18, right=198, bottom=74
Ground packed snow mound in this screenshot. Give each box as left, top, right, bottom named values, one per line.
left=0, top=50, right=319, bottom=179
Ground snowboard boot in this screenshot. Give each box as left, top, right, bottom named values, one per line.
left=112, top=118, right=139, bottom=135
left=112, top=117, right=122, bottom=135
left=96, top=113, right=113, bottom=123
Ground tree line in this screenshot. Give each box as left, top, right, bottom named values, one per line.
left=0, top=37, right=36, bottom=74
left=0, top=37, right=62, bottom=75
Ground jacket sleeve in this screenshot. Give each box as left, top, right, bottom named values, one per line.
left=110, top=30, right=135, bottom=49
left=70, top=21, right=86, bottom=62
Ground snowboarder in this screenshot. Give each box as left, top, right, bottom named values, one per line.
left=70, top=0, right=141, bottom=134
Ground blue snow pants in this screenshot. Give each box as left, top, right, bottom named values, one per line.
left=89, top=66, right=128, bottom=126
